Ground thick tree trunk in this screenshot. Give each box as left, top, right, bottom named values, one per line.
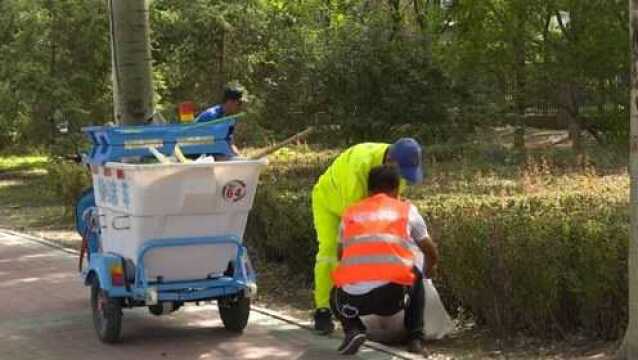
left=512, top=3, right=527, bottom=151
left=621, top=0, right=638, bottom=358
left=388, top=0, right=402, bottom=40
left=217, top=28, right=225, bottom=101
left=108, top=0, right=154, bottom=125
left=558, top=82, right=582, bottom=153
left=412, top=0, right=432, bottom=59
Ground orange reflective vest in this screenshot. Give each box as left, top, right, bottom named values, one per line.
left=332, top=194, right=415, bottom=287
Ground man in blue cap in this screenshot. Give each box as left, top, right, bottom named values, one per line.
left=195, top=86, right=244, bottom=155
left=312, top=138, right=425, bottom=335
left=196, top=87, right=244, bottom=123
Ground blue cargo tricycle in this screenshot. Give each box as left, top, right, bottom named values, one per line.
left=75, top=118, right=267, bottom=343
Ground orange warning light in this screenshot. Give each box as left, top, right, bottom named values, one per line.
left=179, top=101, right=195, bottom=122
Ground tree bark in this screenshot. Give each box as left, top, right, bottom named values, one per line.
left=108, top=0, right=154, bottom=125
left=217, top=27, right=225, bottom=101
left=558, top=82, right=582, bottom=153
left=512, top=3, right=527, bottom=151
left=413, top=0, right=427, bottom=31
left=620, top=0, right=638, bottom=358
left=413, top=0, right=432, bottom=59
left=388, top=0, right=402, bottom=40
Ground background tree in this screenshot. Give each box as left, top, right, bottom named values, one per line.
left=622, top=1, right=638, bottom=357
left=0, top=0, right=631, bottom=152
left=108, top=0, right=154, bottom=125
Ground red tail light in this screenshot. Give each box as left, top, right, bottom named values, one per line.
left=111, top=264, right=124, bottom=286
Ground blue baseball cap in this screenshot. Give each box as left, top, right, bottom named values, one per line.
left=387, top=138, right=424, bottom=184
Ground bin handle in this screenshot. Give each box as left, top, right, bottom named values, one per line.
left=112, top=215, right=131, bottom=231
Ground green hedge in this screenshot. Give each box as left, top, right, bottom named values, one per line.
left=43, top=147, right=629, bottom=338
left=45, top=159, right=91, bottom=214
left=426, top=192, right=628, bottom=338
left=246, top=182, right=629, bottom=339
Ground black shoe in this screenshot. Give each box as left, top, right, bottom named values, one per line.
left=313, top=308, right=335, bottom=335
left=407, top=337, right=429, bottom=355
left=338, top=330, right=366, bottom=355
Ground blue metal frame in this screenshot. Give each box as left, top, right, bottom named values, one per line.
left=83, top=118, right=238, bottom=166
left=75, top=188, right=100, bottom=254
left=83, top=252, right=129, bottom=296
left=77, top=117, right=259, bottom=306
left=84, top=235, right=255, bottom=303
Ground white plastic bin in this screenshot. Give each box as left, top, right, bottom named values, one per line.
left=92, top=159, right=267, bottom=281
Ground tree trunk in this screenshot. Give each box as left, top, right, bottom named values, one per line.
left=413, top=0, right=432, bottom=59
left=388, top=0, right=402, bottom=40
left=512, top=2, right=527, bottom=151
left=620, top=0, right=638, bottom=358
left=559, top=82, right=582, bottom=153
left=413, top=0, right=427, bottom=31
left=217, top=27, right=225, bottom=101
left=108, top=0, right=154, bottom=125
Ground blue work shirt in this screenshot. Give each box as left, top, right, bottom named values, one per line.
left=194, top=104, right=238, bottom=157
left=195, top=104, right=224, bottom=123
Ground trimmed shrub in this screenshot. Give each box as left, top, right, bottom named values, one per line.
left=245, top=168, right=629, bottom=338
left=45, top=159, right=91, bottom=215
left=425, top=192, right=628, bottom=338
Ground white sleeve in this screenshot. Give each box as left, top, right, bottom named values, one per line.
left=408, top=204, right=429, bottom=243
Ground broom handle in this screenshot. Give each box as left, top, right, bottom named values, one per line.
left=249, top=127, right=315, bottom=160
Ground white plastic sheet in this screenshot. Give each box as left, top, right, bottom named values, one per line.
left=361, top=279, right=455, bottom=342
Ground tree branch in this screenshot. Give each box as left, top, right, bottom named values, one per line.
left=554, top=10, right=573, bottom=43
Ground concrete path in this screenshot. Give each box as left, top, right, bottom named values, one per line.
left=0, top=230, right=411, bottom=360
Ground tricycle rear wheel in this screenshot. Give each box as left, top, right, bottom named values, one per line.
left=218, top=297, right=250, bottom=333
left=90, top=277, right=122, bottom=343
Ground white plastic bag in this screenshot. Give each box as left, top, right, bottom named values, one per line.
left=194, top=155, right=216, bottom=163
left=423, top=279, right=455, bottom=340
left=361, top=279, right=455, bottom=342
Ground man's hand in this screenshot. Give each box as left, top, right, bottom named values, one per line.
left=417, top=235, right=439, bottom=279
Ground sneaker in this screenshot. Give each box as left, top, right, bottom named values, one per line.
left=338, top=330, right=366, bottom=355
left=407, top=337, right=429, bottom=355
left=313, top=308, right=335, bottom=335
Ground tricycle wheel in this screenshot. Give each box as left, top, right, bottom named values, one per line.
left=90, top=277, right=122, bottom=343
left=218, top=297, right=250, bottom=333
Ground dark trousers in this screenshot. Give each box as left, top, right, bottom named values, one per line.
left=330, top=267, right=425, bottom=340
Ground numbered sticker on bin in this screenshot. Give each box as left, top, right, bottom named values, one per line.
left=222, top=180, right=247, bottom=203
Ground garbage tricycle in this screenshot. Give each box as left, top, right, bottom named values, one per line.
left=74, top=117, right=267, bottom=343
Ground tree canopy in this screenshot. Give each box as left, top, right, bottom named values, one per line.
left=0, top=0, right=629, bottom=151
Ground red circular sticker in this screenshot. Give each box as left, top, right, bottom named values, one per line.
left=222, top=180, right=247, bottom=202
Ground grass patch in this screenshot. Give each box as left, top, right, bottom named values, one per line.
left=0, top=155, right=48, bottom=173
left=0, top=155, right=70, bottom=233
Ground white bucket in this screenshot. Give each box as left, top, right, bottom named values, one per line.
left=92, top=159, right=267, bottom=282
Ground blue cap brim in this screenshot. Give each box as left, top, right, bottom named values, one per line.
left=399, top=165, right=424, bottom=184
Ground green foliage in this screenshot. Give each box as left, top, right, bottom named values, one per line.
left=246, top=185, right=316, bottom=280
left=0, top=0, right=631, bottom=153
left=0, top=155, right=48, bottom=173
left=45, top=159, right=91, bottom=214
left=245, top=145, right=629, bottom=338
left=0, top=0, right=111, bottom=151
left=430, top=193, right=627, bottom=338
left=438, top=0, right=629, bottom=142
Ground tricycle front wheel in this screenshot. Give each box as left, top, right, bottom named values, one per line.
left=218, top=297, right=250, bottom=333
left=90, top=277, right=122, bottom=343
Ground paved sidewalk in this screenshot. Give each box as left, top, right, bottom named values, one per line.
left=0, top=231, right=407, bottom=360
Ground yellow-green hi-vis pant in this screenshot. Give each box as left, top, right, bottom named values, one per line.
left=312, top=189, right=341, bottom=310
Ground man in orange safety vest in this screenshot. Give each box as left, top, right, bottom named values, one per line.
left=330, top=165, right=439, bottom=356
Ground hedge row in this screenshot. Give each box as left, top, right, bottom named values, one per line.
left=245, top=183, right=629, bottom=339
left=51, top=151, right=630, bottom=338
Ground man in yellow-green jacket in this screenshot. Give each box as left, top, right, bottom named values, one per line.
left=312, top=138, right=425, bottom=334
